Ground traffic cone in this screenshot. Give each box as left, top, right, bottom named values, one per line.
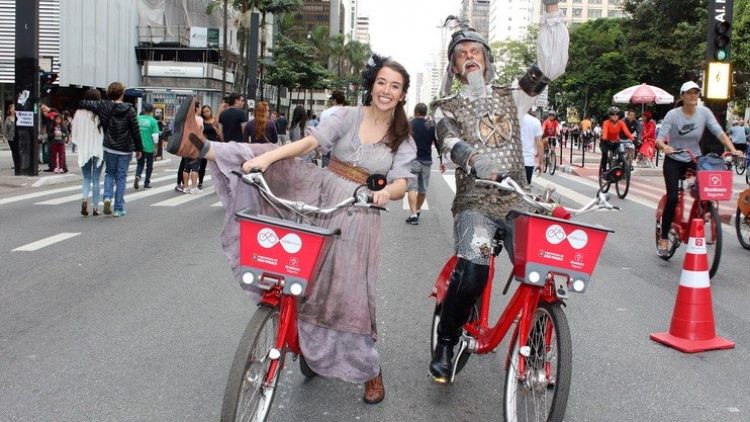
left=650, top=218, right=735, bottom=353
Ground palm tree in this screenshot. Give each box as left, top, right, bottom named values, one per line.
left=328, top=33, right=346, bottom=77
left=307, top=25, right=331, bottom=68
left=344, top=40, right=371, bottom=104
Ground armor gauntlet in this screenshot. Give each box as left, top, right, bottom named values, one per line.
left=518, top=63, right=551, bottom=97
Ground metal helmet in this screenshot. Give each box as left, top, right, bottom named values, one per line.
left=447, top=28, right=494, bottom=64
left=608, top=105, right=621, bottom=115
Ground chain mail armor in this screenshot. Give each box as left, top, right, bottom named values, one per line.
left=433, top=85, right=528, bottom=221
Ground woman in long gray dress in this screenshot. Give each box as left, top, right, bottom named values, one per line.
left=168, top=56, right=416, bottom=404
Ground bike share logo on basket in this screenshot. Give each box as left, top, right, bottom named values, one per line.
left=543, top=224, right=589, bottom=268
left=257, top=228, right=304, bottom=254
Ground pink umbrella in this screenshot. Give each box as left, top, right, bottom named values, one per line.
left=613, top=83, right=674, bottom=105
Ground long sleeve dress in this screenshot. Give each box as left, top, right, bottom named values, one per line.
left=208, top=106, right=416, bottom=382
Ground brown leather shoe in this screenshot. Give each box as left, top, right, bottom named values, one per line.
left=363, top=369, right=385, bottom=404
left=167, top=96, right=205, bottom=159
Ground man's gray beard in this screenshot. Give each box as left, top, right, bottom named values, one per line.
left=466, top=71, right=486, bottom=97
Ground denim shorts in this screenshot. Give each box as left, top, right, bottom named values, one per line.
left=407, top=160, right=432, bottom=193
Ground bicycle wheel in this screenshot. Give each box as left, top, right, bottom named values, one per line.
left=221, top=305, right=282, bottom=422
left=549, top=150, right=557, bottom=175
left=430, top=303, right=473, bottom=375
left=700, top=202, right=722, bottom=279
left=615, top=164, right=631, bottom=199
left=735, top=157, right=746, bottom=175
left=543, top=152, right=549, bottom=174
left=736, top=208, right=750, bottom=250
left=503, top=301, right=571, bottom=422
left=655, top=197, right=678, bottom=260
left=598, top=170, right=610, bottom=193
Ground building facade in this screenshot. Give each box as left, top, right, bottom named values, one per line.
left=489, top=0, right=534, bottom=43
left=531, top=0, right=625, bottom=25
left=460, top=0, right=491, bottom=40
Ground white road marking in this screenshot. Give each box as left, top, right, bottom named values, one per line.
left=34, top=174, right=177, bottom=205
left=151, top=186, right=216, bottom=206
left=0, top=184, right=81, bottom=205
left=210, top=201, right=223, bottom=207
left=442, top=174, right=457, bottom=193
left=401, top=196, right=429, bottom=210
left=12, top=232, right=81, bottom=252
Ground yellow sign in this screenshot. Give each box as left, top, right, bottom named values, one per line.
left=705, top=62, right=731, bottom=100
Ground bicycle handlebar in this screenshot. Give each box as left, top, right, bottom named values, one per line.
left=232, top=169, right=386, bottom=214
left=475, top=178, right=620, bottom=216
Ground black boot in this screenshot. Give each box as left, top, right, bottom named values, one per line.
left=430, top=339, right=456, bottom=384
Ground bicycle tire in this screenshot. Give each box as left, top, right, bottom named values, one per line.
left=746, top=169, right=749, bottom=185
left=543, top=152, right=549, bottom=174
left=549, top=151, right=557, bottom=175
left=736, top=207, right=750, bottom=250
left=701, top=202, right=722, bottom=279
left=655, top=196, right=678, bottom=260
left=221, top=305, right=282, bottom=422
left=615, top=165, right=630, bottom=199
left=430, top=303, right=473, bottom=376
left=735, top=158, right=746, bottom=175
left=598, top=171, right=610, bottom=193
left=503, top=301, right=571, bottom=422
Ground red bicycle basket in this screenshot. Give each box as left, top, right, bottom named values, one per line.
left=236, top=210, right=338, bottom=290
left=696, top=170, right=733, bottom=201
left=513, top=212, right=612, bottom=288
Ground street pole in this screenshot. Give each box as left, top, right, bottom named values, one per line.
left=15, top=0, right=39, bottom=176
left=246, top=12, right=259, bottom=101
left=221, top=0, right=228, bottom=98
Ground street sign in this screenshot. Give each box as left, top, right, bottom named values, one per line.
left=16, top=111, right=34, bottom=127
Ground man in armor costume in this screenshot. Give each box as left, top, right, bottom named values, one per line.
left=429, top=0, right=569, bottom=383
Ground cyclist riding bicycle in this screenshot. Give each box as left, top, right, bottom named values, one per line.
left=655, top=81, right=741, bottom=256
left=428, top=1, right=568, bottom=384
left=542, top=110, right=561, bottom=151
left=599, top=105, right=635, bottom=175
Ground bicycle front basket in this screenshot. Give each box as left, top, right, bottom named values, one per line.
left=235, top=210, right=339, bottom=297
left=696, top=170, right=733, bottom=201
left=513, top=212, right=613, bottom=293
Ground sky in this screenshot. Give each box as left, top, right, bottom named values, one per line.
left=358, top=0, right=461, bottom=107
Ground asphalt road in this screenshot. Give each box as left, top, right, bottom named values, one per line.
left=1, top=158, right=748, bottom=422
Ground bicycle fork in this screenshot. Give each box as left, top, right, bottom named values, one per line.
left=262, top=294, right=299, bottom=387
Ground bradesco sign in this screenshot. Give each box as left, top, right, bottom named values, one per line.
left=697, top=171, right=733, bottom=200
left=239, top=219, right=326, bottom=281
left=514, top=214, right=610, bottom=279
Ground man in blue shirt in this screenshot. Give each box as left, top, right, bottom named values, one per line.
left=729, top=120, right=748, bottom=153
left=405, top=103, right=443, bottom=225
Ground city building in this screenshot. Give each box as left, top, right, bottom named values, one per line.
left=489, top=0, right=534, bottom=43
left=0, top=0, right=61, bottom=114
left=355, top=16, right=370, bottom=44
left=531, top=0, right=625, bottom=25
left=460, top=0, right=491, bottom=40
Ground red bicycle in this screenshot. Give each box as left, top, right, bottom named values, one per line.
left=430, top=178, right=617, bottom=422
left=654, top=151, right=733, bottom=278
left=220, top=170, right=385, bottom=422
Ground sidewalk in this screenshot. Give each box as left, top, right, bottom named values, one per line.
left=0, top=144, right=175, bottom=194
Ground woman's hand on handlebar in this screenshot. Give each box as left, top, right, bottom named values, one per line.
left=242, top=155, right=273, bottom=173
left=371, top=189, right=391, bottom=206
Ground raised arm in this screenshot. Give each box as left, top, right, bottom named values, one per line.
left=513, top=1, right=569, bottom=116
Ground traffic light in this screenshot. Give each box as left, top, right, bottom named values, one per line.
left=706, top=0, right=734, bottom=62
left=40, top=71, right=58, bottom=96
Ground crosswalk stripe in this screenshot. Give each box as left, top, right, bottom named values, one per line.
left=210, top=201, right=223, bottom=207
left=34, top=174, right=178, bottom=205
left=0, top=184, right=81, bottom=205
left=12, top=232, right=81, bottom=252
left=151, top=186, right=216, bottom=206
left=401, top=196, right=429, bottom=211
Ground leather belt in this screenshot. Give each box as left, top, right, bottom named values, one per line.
left=326, top=156, right=369, bottom=185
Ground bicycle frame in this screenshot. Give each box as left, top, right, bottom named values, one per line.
left=665, top=182, right=718, bottom=244
left=257, top=288, right=300, bottom=387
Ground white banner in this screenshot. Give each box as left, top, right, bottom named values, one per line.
left=16, top=111, right=34, bottom=127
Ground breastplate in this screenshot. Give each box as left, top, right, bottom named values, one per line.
left=437, top=87, right=527, bottom=219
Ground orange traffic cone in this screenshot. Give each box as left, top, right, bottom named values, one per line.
left=650, top=218, right=735, bottom=353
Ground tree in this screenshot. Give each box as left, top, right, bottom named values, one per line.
left=491, top=26, right=537, bottom=85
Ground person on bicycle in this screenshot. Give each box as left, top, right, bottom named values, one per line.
left=542, top=110, right=560, bottom=152
left=728, top=120, right=747, bottom=154
left=599, top=105, right=635, bottom=175
left=655, top=81, right=740, bottom=256
left=428, top=0, right=569, bottom=384
left=167, top=56, right=417, bottom=404
left=580, top=115, right=593, bottom=150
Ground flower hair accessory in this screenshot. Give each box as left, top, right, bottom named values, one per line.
left=361, top=53, right=389, bottom=106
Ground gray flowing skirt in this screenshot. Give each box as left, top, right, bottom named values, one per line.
left=209, top=141, right=380, bottom=383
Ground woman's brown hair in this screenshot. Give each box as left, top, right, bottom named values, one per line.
left=380, top=61, right=411, bottom=152
left=254, top=101, right=269, bottom=141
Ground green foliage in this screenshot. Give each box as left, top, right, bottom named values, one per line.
left=492, top=26, right=538, bottom=85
